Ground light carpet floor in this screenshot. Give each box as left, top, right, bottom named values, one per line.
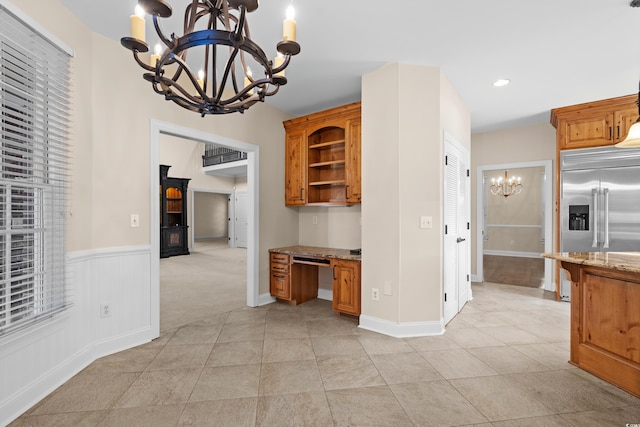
left=160, top=238, right=247, bottom=332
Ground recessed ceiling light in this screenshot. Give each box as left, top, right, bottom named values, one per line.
left=493, top=79, right=510, bottom=87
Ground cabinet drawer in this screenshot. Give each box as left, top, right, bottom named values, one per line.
left=270, top=252, right=290, bottom=264
left=271, top=262, right=289, bottom=274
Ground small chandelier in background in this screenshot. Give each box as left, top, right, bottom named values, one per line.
left=120, top=0, right=301, bottom=116
left=490, top=170, right=523, bottom=198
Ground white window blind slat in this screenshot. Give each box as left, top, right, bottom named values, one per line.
left=0, top=3, right=70, bottom=336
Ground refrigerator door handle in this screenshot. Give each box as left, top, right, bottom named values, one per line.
left=592, top=188, right=599, bottom=248
left=603, top=188, right=610, bottom=249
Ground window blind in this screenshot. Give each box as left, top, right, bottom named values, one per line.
left=0, top=4, right=71, bottom=336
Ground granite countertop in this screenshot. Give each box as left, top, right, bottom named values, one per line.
left=542, top=252, right=640, bottom=274
left=269, top=245, right=361, bottom=261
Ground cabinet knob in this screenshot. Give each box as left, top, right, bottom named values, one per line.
left=299, top=187, right=304, bottom=200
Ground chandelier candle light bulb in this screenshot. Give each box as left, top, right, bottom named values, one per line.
left=150, top=43, right=162, bottom=67
left=130, top=5, right=145, bottom=42
left=274, top=53, right=285, bottom=77
left=197, top=69, right=205, bottom=90
left=283, top=5, right=296, bottom=41
left=244, top=68, right=253, bottom=95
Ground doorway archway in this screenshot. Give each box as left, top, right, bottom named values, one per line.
left=148, top=120, right=260, bottom=338
left=475, top=160, right=553, bottom=291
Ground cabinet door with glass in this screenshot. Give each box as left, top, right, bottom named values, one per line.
left=160, top=165, right=190, bottom=258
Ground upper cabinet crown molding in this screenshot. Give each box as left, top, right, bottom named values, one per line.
left=283, top=102, right=362, bottom=207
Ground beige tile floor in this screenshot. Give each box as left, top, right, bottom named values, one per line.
left=10, top=244, right=640, bottom=426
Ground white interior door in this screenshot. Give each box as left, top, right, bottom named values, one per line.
left=443, top=136, right=470, bottom=324
left=457, top=149, right=470, bottom=311
left=227, top=194, right=234, bottom=248
left=235, top=191, right=248, bottom=248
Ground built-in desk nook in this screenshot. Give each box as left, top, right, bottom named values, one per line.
left=543, top=251, right=640, bottom=398
left=269, top=246, right=361, bottom=318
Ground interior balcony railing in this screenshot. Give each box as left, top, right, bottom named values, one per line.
left=202, top=143, right=247, bottom=167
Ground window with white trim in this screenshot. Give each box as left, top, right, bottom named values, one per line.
left=0, top=4, right=71, bottom=336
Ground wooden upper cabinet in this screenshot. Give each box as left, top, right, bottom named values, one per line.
left=551, top=94, right=638, bottom=150
left=345, top=119, right=362, bottom=204
left=283, top=102, right=362, bottom=206
left=285, top=129, right=306, bottom=206
left=615, top=106, right=639, bottom=143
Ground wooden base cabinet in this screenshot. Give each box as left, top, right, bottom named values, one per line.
left=270, top=253, right=291, bottom=299
left=561, top=261, right=640, bottom=398
left=269, top=252, right=318, bottom=305
left=269, top=248, right=361, bottom=317
left=331, top=259, right=361, bottom=317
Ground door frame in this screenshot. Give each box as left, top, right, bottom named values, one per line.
left=234, top=191, right=248, bottom=248
left=150, top=119, right=260, bottom=338
left=475, top=160, right=553, bottom=291
left=443, top=132, right=471, bottom=324
left=190, top=189, right=235, bottom=250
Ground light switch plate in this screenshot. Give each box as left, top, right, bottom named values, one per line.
left=420, top=216, right=432, bottom=229
left=130, top=214, right=140, bottom=228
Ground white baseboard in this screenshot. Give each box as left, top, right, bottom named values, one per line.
left=471, top=274, right=481, bottom=283
left=258, top=293, right=276, bottom=306
left=317, top=288, right=333, bottom=301
left=195, top=235, right=226, bottom=240
left=359, top=315, right=445, bottom=338
left=483, top=250, right=542, bottom=259
left=1, top=327, right=152, bottom=427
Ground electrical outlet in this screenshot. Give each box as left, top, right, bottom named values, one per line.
left=312, top=215, right=318, bottom=225
left=100, top=303, right=111, bottom=318
left=130, top=214, right=140, bottom=228
left=372, top=288, right=380, bottom=301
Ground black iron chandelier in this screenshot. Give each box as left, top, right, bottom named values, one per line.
left=120, top=0, right=300, bottom=116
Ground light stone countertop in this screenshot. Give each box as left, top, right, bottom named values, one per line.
left=269, top=246, right=361, bottom=261
left=542, top=252, right=640, bottom=274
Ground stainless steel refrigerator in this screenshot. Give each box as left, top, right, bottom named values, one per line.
left=560, top=146, right=640, bottom=300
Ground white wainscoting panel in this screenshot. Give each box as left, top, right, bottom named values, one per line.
left=0, top=246, right=154, bottom=426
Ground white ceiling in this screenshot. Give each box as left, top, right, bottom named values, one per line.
left=58, top=0, right=640, bottom=133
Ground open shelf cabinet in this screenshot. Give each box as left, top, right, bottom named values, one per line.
left=283, top=101, right=361, bottom=206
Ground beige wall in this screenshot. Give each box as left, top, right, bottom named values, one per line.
left=235, top=176, right=248, bottom=191
left=362, top=64, right=470, bottom=326
left=160, top=134, right=236, bottom=190
left=194, top=193, right=228, bottom=238
left=298, top=206, right=361, bottom=292
left=298, top=206, right=361, bottom=249
left=484, top=166, right=545, bottom=253
left=11, top=0, right=298, bottom=287
left=471, top=122, right=556, bottom=275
